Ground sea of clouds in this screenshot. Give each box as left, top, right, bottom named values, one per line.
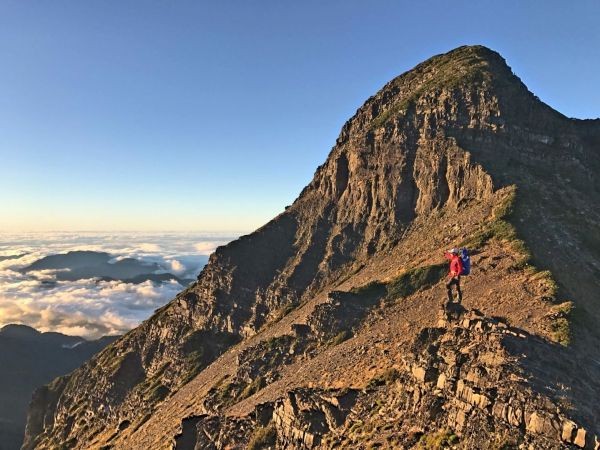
left=0, top=232, right=238, bottom=339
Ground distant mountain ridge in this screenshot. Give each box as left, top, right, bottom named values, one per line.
left=21, top=250, right=195, bottom=286
left=0, top=324, right=117, bottom=450
left=0, top=254, right=28, bottom=262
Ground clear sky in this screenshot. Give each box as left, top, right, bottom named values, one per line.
left=1, top=1, right=598, bottom=232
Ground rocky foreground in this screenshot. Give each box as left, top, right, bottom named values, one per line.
left=173, top=300, right=594, bottom=449
left=23, top=46, right=600, bottom=449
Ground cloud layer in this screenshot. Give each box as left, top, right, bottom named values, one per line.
left=0, top=232, right=236, bottom=338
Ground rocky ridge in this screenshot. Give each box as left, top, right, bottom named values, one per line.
left=171, top=301, right=598, bottom=449
left=23, top=45, right=600, bottom=450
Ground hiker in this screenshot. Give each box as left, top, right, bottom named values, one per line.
left=445, top=248, right=463, bottom=303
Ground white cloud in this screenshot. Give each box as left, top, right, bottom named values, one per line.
left=0, top=232, right=238, bottom=338
left=194, top=241, right=227, bottom=255
left=166, top=259, right=185, bottom=274
left=0, top=276, right=184, bottom=338
left=138, top=243, right=161, bottom=252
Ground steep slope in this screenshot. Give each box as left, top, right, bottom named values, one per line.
left=0, top=325, right=117, bottom=450
left=23, top=46, right=600, bottom=450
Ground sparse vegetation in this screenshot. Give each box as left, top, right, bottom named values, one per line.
left=490, top=434, right=518, bottom=450
left=208, top=374, right=267, bottom=408
left=386, top=264, right=447, bottom=300
left=529, top=270, right=558, bottom=299
left=459, top=188, right=573, bottom=345
left=146, top=383, right=169, bottom=402
left=371, top=102, right=410, bottom=129
left=212, top=375, right=237, bottom=405
left=371, top=47, right=494, bottom=129
left=418, top=428, right=459, bottom=449
left=351, top=262, right=447, bottom=305
left=328, top=329, right=351, bottom=346
left=350, top=280, right=386, bottom=299
left=271, top=302, right=298, bottom=322
left=262, top=335, right=292, bottom=366
left=181, top=330, right=238, bottom=384
left=247, top=424, right=276, bottom=450
left=238, top=376, right=266, bottom=401
left=550, top=301, right=574, bottom=347
left=366, top=368, right=400, bottom=390
left=460, top=187, right=532, bottom=268
left=348, top=420, right=364, bottom=433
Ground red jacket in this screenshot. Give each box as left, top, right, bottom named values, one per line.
left=446, top=253, right=463, bottom=277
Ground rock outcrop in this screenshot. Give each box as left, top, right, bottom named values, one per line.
left=169, top=301, right=599, bottom=449
left=23, top=45, right=600, bottom=450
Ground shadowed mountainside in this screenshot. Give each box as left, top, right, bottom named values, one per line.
left=0, top=325, right=117, bottom=450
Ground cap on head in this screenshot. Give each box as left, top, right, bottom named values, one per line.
left=449, top=248, right=458, bottom=254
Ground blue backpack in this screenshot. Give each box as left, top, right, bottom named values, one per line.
left=460, top=248, right=471, bottom=275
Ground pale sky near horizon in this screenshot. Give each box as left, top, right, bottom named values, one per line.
left=1, top=1, right=599, bottom=232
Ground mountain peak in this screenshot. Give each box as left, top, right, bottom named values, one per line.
left=0, top=323, right=40, bottom=338
left=433, top=44, right=505, bottom=62
left=333, top=44, right=545, bottom=145
left=409, top=44, right=514, bottom=85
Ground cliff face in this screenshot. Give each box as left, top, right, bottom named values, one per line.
left=23, top=46, right=600, bottom=450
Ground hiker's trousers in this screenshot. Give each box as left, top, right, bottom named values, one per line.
left=446, top=276, right=462, bottom=302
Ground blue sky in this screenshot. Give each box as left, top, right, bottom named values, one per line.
left=1, top=1, right=598, bottom=232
